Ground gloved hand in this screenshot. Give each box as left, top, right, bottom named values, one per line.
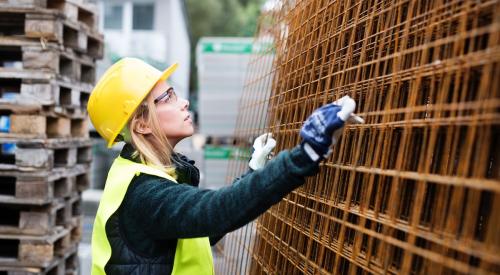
left=300, top=95, right=358, bottom=161
left=249, top=133, right=276, bottom=170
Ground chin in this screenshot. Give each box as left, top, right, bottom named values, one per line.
left=181, top=130, right=194, bottom=138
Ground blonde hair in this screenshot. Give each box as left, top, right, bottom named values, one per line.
left=126, top=95, right=175, bottom=173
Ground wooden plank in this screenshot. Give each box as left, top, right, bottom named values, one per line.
left=20, top=81, right=90, bottom=109
left=0, top=114, right=89, bottom=139
left=1, top=0, right=99, bottom=30
left=67, top=215, right=82, bottom=245
left=0, top=8, right=103, bottom=57
left=0, top=136, right=92, bottom=148
left=47, top=0, right=78, bottom=23
left=20, top=202, right=68, bottom=236
left=15, top=147, right=54, bottom=169
left=10, top=115, right=47, bottom=137
left=0, top=200, right=66, bottom=236
left=0, top=74, right=93, bottom=112
left=0, top=228, right=72, bottom=268
left=0, top=68, right=55, bottom=81
left=0, top=164, right=89, bottom=205
left=24, top=12, right=64, bottom=43
left=0, top=243, right=78, bottom=275
left=0, top=99, right=41, bottom=114
left=0, top=193, right=84, bottom=236
left=12, top=144, right=91, bottom=169
left=0, top=136, right=92, bottom=171
left=19, top=45, right=96, bottom=84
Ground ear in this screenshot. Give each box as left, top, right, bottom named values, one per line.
left=134, top=120, right=152, bottom=135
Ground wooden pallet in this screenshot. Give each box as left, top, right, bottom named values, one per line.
left=0, top=81, right=92, bottom=119
left=0, top=163, right=89, bottom=205
left=0, top=0, right=98, bottom=31
left=0, top=192, right=83, bottom=236
left=0, top=75, right=92, bottom=110
left=0, top=8, right=103, bottom=58
left=0, top=110, right=89, bottom=139
left=67, top=215, right=81, bottom=245
left=0, top=244, right=79, bottom=275
left=0, top=39, right=96, bottom=84
left=0, top=225, right=72, bottom=267
left=0, top=200, right=66, bottom=236
left=64, top=196, right=82, bottom=244
left=0, top=96, right=89, bottom=120
left=0, top=138, right=92, bottom=170
left=0, top=238, right=78, bottom=274
left=0, top=68, right=92, bottom=117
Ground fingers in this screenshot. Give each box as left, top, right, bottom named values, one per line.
left=253, top=133, right=274, bottom=149
left=347, top=114, right=365, bottom=124
left=262, top=137, right=276, bottom=153
left=334, top=95, right=356, bottom=121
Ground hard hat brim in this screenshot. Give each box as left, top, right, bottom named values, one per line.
left=106, top=62, right=179, bottom=148
left=159, top=63, right=179, bottom=82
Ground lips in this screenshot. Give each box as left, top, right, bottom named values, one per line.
left=184, top=114, right=191, bottom=121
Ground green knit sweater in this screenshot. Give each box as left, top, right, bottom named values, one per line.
left=115, top=143, right=318, bottom=259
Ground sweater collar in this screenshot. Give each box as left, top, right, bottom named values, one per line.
left=119, top=143, right=200, bottom=187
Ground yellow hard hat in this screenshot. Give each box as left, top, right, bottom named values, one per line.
left=87, top=57, right=178, bottom=148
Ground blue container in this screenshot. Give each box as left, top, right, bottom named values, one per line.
left=1, top=143, right=16, bottom=154
left=0, top=116, right=10, bottom=133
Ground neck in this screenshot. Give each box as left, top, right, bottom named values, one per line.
left=168, top=137, right=181, bottom=148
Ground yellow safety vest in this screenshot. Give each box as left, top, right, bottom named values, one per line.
left=91, top=156, right=214, bottom=275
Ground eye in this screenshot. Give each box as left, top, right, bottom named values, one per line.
left=164, top=89, right=177, bottom=103
left=164, top=90, right=174, bottom=103
left=154, top=88, right=176, bottom=105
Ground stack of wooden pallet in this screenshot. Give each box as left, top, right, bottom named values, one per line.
left=0, top=0, right=103, bottom=274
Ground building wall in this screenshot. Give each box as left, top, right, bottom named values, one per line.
left=96, top=0, right=190, bottom=100
left=196, top=37, right=262, bottom=137
left=156, top=0, right=191, bottom=97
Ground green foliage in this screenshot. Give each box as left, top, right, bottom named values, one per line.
left=186, top=0, right=264, bottom=40
left=185, top=0, right=265, bottom=92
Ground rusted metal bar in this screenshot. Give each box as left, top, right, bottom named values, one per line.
left=216, top=0, right=500, bottom=274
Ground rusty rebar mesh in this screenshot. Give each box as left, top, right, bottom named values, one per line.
left=216, top=0, right=500, bottom=274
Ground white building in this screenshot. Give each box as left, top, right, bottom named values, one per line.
left=197, top=37, right=256, bottom=137
left=88, top=0, right=191, bottom=190
left=95, top=0, right=191, bottom=99
left=196, top=37, right=274, bottom=191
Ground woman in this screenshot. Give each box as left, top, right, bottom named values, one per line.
left=88, top=58, right=357, bottom=275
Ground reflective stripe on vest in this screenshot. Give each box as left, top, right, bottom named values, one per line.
left=91, top=156, right=214, bottom=275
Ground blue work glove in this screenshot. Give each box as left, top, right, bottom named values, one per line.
left=249, top=133, right=276, bottom=170
left=300, top=96, right=358, bottom=161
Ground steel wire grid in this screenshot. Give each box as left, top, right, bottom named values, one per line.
left=216, top=0, right=500, bottom=274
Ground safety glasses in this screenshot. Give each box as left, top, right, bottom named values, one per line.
left=153, top=87, right=177, bottom=105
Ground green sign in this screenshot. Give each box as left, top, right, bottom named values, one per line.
left=204, top=146, right=233, bottom=159
left=204, top=146, right=251, bottom=160
left=200, top=41, right=274, bottom=54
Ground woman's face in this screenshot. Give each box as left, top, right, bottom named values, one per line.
left=148, top=80, right=194, bottom=145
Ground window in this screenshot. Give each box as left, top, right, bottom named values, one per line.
left=104, top=3, right=123, bottom=30
left=133, top=3, right=154, bottom=30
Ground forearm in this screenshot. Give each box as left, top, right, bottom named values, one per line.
left=129, top=145, right=318, bottom=240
